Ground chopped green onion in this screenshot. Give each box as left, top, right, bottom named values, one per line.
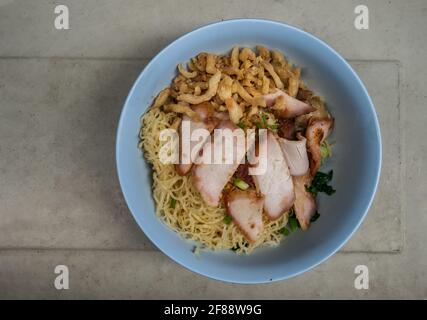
left=233, top=178, right=250, bottom=190
left=310, top=211, right=320, bottom=222
left=261, top=114, right=268, bottom=127
left=169, top=197, right=177, bottom=208
left=223, top=215, right=233, bottom=225
left=320, top=141, right=332, bottom=159
left=267, top=123, right=279, bottom=132
left=255, top=122, right=263, bottom=129
left=289, top=217, right=300, bottom=231
left=237, top=122, right=246, bottom=130
left=280, top=227, right=290, bottom=236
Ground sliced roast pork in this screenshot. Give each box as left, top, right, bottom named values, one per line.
left=253, top=131, right=295, bottom=220
left=278, top=133, right=309, bottom=176
left=225, top=190, right=264, bottom=243
left=306, top=117, right=334, bottom=176
left=263, top=89, right=315, bottom=118
left=175, top=102, right=219, bottom=176
left=278, top=118, right=296, bottom=140
left=293, top=171, right=317, bottom=230
left=192, top=120, right=251, bottom=207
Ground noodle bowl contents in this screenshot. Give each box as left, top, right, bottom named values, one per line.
left=139, top=46, right=335, bottom=254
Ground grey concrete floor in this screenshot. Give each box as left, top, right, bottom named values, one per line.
left=0, top=0, right=426, bottom=299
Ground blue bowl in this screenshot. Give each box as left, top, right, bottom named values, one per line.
left=116, top=19, right=381, bottom=283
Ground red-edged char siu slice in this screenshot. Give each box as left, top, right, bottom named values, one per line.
left=253, top=131, right=295, bottom=220
left=192, top=120, right=251, bottom=207
left=175, top=102, right=219, bottom=176
left=225, top=190, right=264, bottom=243
left=263, top=89, right=315, bottom=118
left=293, top=171, right=317, bottom=230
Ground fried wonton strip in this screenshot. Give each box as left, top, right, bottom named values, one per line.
left=188, top=60, right=197, bottom=72
left=225, top=97, right=244, bottom=124
left=252, top=96, right=267, bottom=108
left=256, top=45, right=271, bottom=61
left=164, top=103, right=199, bottom=121
left=239, top=48, right=256, bottom=62
left=152, top=88, right=170, bottom=108
left=222, top=66, right=243, bottom=79
left=246, top=87, right=262, bottom=97
left=241, top=60, right=252, bottom=70
left=235, top=82, right=253, bottom=103
left=194, top=86, right=201, bottom=96
left=293, top=67, right=301, bottom=78
left=178, top=64, right=197, bottom=79
left=261, top=61, right=284, bottom=89
left=271, top=49, right=285, bottom=63
left=195, top=53, right=207, bottom=72
left=190, top=82, right=209, bottom=90
left=177, top=71, right=221, bottom=104
left=261, top=76, right=270, bottom=95
left=218, top=75, right=233, bottom=101
left=248, top=96, right=266, bottom=117
left=288, top=77, right=299, bottom=98
left=248, top=106, right=259, bottom=118
left=231, top=46, right=240, bottom=68
left=205, top=54, right=217, bottom=74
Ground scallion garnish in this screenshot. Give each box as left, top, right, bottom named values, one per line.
left=237, top=122, right=246, bottom=130
left=261, top=114, right=268, bottom=127
left=320, top=141, right=332, bottom=159
left=267, top=123, right=279, bottom=132
left=233, top=178, right=250, bottom=190
left=280, top=227, right=290, bottom=236
left=169, top=197, right=177, bottom=208
left=223, top=215, right=233, bottom=225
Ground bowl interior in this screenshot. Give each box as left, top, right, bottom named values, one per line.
left=116, top=19, right=381, bottom=283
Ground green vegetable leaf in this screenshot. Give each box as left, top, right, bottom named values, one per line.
left=289, top=217, right=300, bottom=231
left=223, top=215, right=233, bottom=225
left=306, top=170, right=336, bottom=196
left=169, top=197, right=177, bottom=209
left=280, top=227, right=290, bottom=236
left=310, top=211, right=320, bottom=222
left=234, top=178, right=250, bottom=190
left=255, top=122, right=263, bottom=129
